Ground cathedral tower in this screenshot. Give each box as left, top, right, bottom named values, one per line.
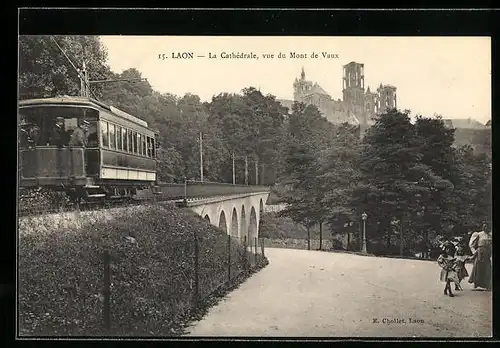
left=342, top=62, right=365, bottom=116
left=376, top=84, right=397, bottom=114
left=293, top=67, right=313, bottom=102
left=363, top=86, right=377, bottom=124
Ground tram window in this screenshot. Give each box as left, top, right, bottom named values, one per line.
left=141, top=134, right=145, bottom=156
left=146, top=137, right=152, bottom=158
left=109, top=123, right=116, bottom=149
left=127, top=129, right=132, bottom=153
left=86, top=121, right=98, bottom=147
left=151, top=138, right=156, bottom=158
left=132, top=131, right=137, bottom=154
left=122, top=128, right=128, bottom=153
left=137, top=133, right=142, bottom=156
left=100, top=121, right=109, bottom=147
left=137, top=133, right=141, bottom=155
left=116, top=126, right=122, bottom=151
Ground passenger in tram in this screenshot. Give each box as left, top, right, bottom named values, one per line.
left=49, top=117, right=70, bottom=147
left=19, top=121, right=35, bottom=148
left=69, top=119, right=90, bottom=147
left=29, top=124, right=41, bottom=146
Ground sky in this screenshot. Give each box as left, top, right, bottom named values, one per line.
left=99, top=36, right=491, bottom=124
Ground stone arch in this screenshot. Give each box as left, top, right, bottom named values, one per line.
left=240, top=205, right=247, bottom=240
left=204, top=215, right=211, bottom=223
left=231, top=207, right=238, bottom=237
left=218, top=210, right=228, bottom=233
left=248, top=206, right=258, bottom=244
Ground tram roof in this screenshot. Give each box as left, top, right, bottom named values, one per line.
left=19, top=96, right=149, bottom=128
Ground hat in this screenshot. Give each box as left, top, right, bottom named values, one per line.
left=440, top=241, right=455, bottom=251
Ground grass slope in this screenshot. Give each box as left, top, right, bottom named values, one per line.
left=18, top=203, right=267, bottom=337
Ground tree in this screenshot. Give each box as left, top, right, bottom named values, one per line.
left=206, top=88, right=287, bottom=184
left=319, top=123, right=364, bottom=249
left=278, top=139, right=322, bottom=250
left=443, top=145, right=491, bottom=236
left=412, top=115, right=456, bottom=253
left=19, top=35, right=110, bottom=99
left=357, top=109, right=433, bottom=254
left=100, top=68, right=154, bottom=120
left=278, top=102, right=337, bottom=249
left=156, top=146, right=183, bottom=183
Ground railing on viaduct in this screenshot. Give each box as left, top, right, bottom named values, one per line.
left=156, top=180, right=271, bottom=202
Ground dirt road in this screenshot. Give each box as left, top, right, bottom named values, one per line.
left=185, top=248, right=492, bottom=337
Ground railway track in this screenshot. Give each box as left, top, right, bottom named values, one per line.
left=18, top=199, right=141, bottom=218
left=18, top=181, right=271, bottom=218
left=18, top=193, right=175, bottom=218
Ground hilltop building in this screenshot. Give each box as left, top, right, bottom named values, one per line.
left=276, top=62, right=489, bottom=153
left=278, top=62, right=398, bottom=127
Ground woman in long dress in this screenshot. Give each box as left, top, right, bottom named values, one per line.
left=468, top=223, right=492, bottom=290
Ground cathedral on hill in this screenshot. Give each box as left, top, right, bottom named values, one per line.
left=279, top=62, right=398, bottom=126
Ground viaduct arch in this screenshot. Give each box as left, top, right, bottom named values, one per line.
left=189, top=192, right=269, bottom=241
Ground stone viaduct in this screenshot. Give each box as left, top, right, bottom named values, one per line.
left=184, top=191, right=270, bottom=243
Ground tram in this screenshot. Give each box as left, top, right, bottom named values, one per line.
left=18, top=96, right=161, bottom=203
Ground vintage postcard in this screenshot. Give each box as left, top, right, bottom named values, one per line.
left=18, top=34, right=492, bottom=339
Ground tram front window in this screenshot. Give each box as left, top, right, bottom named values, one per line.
left=18, top=106, right=99, bottom=148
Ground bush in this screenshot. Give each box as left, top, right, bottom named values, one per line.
left=330, top=238, right=345, bottom=250
left=368, top=241, right=416, bottom=258
left=259, top=212, right=309, bottom=239
left=18, top=203, right=263, bottom=336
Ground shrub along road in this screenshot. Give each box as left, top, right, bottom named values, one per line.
left=185, top=248, right=492, bottom=338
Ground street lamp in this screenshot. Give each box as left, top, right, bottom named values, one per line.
left=361, top=212, right=368, bottom=254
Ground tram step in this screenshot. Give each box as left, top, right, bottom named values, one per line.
left=87, top=194, right=106, bottom=198
left=108, top=195, right=127, bottom=200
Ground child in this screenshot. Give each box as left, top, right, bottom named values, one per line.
left=453, top=245, right=473, bottom=291
left=437, top=242, right=459, bottom=297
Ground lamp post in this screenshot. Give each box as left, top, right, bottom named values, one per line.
left=361, top=212, right=368, bottom=254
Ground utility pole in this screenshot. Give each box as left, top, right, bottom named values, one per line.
left=255, top=158, right=259, bottom=186
left=232, top=152, right=235, bottom=185
left=51, top=36, right=90, bottom=98
left=82, top=61, right=90, bottom=97
left=199, top=132, right=204, bottom=182
left=80, top=63, right=85, bottom=97
left=261, top=164, right=265, bottom=185
left=244, top=156, right=248, bottom=185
